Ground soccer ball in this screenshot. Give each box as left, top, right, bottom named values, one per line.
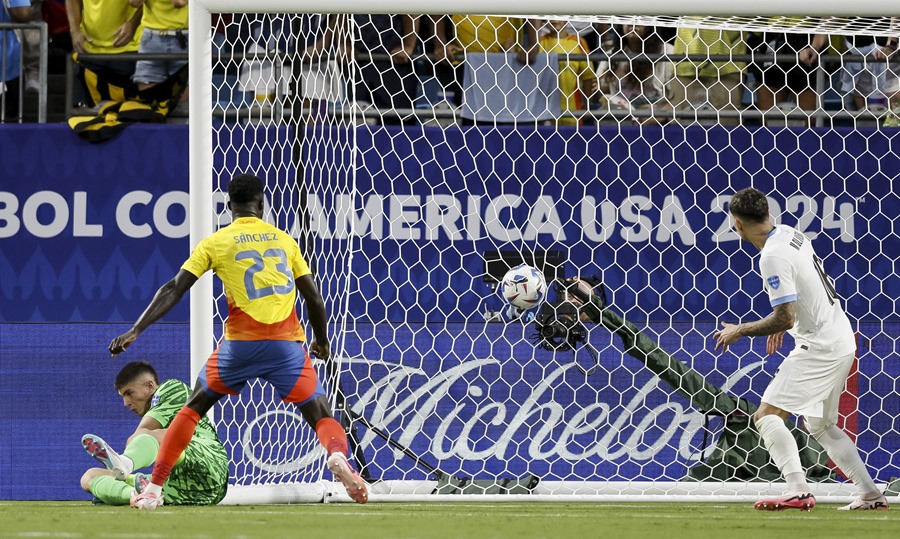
left=500, top=264, right=547, bottom=311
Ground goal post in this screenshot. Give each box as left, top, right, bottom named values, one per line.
left=188, top=1, right=213, bottom=388
left=189, top=2, right=900, bottom=504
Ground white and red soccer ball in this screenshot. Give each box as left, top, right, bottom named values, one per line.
left=500, top=264, right=547, bottom=311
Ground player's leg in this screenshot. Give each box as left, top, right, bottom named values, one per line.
left=805, top=353, right=888, bottom=510
left=752, top=402, right=816, bottom=510
left=807, top=416, right=887, bottom=510
left=741, top=346, right=823, bottom=510
left=120, top=429, right=163, bottom=471
left=80, top=468, right=134, bottom=505
left=298, top=396, right=349, bottom=455
left=156, top=436, right=229, bottom=506
left=299, top=396, right=368, bottom=504
left=82, top=432, right=160, bottom=480
left=81, top=433, right=135, bottom=480
left=123, top=425, right=226, bottom=506
left=269, top=341, right=367, bottom=503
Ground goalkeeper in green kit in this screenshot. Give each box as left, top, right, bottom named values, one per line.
left=560, top=277, right=835, bottom=485
left=79, top=361, right=228, bottom=506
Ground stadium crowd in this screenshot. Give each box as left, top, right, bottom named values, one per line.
left=1, top=6, right=898, bottom=127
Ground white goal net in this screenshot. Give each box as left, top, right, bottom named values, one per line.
left=189, top=3, right=900, bottom=503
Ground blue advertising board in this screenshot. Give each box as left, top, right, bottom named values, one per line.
left=0, top=124, right=897, bottom=500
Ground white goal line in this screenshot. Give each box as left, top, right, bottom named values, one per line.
left=221, top=481, right=898, bottom=504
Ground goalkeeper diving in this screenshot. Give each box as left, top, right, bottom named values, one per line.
left=80, top=361, right=228, bottom=506
left=559, top=277, right=838, bottom=492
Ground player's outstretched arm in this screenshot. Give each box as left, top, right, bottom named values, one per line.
left=714, top=302, right=795, bottom=354
left=109, top=270, right=199, bottom=356
left=296, top=274, right=330, bottom=360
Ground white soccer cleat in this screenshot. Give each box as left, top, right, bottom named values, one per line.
left=838, top=495, right=889, bottom=511
left=130, top=490, right=164, bottom=510
left=326, top=452, right=369, bottom=504
left=82, top=434, right=133, bottom=481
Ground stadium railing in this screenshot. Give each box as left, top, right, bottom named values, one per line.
left=0, top=21, right=48, bottom=123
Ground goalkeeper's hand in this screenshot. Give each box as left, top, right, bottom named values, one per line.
left=564, top=278, right=594, bottom=307
left=505, top=304, right=535, bottom=322
left=564, top=278, right=596, bottom=322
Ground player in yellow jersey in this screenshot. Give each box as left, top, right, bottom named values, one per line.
left=109, top=173, right=367, bottom=509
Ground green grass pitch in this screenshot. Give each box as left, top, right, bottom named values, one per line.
left=1, top=502, right=898, bottom=539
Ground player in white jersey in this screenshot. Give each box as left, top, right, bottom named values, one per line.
left=714, top=188, right=888, bottom=512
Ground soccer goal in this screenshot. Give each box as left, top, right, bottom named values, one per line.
left=188, top=1, right=900, bottom=503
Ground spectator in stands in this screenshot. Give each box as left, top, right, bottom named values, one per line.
left=0, top=0, right=32, bottom=122
left=66, top=0, right=143, bottom=106
left=840, top=34, right=894, bottom=111
left=234, top=14, right=293, bottom=108
left=20, top=0, right=42, bottom=93
left=302, top=15, right=420, bottom=125
left=291, top=13, right=344, bottom=123
left=293, top=14, right=343, bottom=123
left=875, top=23, right=899, bottom=126
left=43, top=0, right=73, bottom=67
left=42, top=0, right=70, bottom=46
left=434, top=14, right=539, bottom=73
left=130, top=0, right=188, bottom=98
left=748, top=25, right=828, bottom=127
left=598, top=24, right=675, bottom=120
left=350, top=14, right=420, bottom=125
left=595, top=24, right=622, bottom=104
left=621, top=25, right=672, bottom=103
left=538, top=19, right=597, bottom=126
left=433, top=15, right=539, bottom=124
left=668, top=25, right=747, bottom=126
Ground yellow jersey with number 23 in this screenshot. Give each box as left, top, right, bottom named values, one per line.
left=181, top=217, right=311, bottom=342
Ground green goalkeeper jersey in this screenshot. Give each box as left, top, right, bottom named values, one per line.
left=144, top=379, right=229, bottom=505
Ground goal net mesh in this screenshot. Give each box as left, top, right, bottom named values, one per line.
left=205, top=12, right=900, bottom=503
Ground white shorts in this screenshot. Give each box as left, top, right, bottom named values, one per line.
left=840, top=43, right=899, bottom=97
left=886, top=60, right=900, bottom=94
left=761, top=346, right=855, bottom=422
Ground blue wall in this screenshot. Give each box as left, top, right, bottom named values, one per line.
left=0, top=124, right=897, bottom=500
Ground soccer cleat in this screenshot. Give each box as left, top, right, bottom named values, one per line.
left=838, top=495, right=889, bottom=511
left=754, top=492, right=816, bottom=511
left=130, top=490, right=164, bottom=510
left=82, top=434, right=133, bottom=481
left=132, top=473, right=151, bottom=495
left=326, top=452, right=369, bottom=504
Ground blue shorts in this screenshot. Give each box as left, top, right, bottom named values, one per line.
left=199, top=340, right=326, bottom=405
left=133, top=29, right=188, bottom=84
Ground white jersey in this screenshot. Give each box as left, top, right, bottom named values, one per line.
left=759, top=224, right=855, bottom=354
